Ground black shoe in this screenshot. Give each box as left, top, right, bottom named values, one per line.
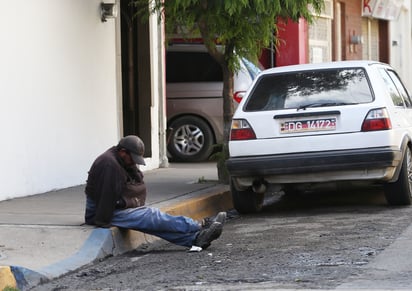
left=202, top=212, right=227, bottom=229
left=194, top=221, right=223, bottom=249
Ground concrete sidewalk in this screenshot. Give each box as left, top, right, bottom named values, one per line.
left=0, top=162, right=232, bottom=290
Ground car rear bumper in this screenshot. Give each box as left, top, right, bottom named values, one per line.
left=227, top=147, right=403, bottom=185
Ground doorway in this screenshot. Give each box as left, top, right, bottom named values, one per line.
left=120, top=0, right=152, bottom=156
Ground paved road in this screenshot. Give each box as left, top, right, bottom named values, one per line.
left=33, top=185, right=412, bottom=290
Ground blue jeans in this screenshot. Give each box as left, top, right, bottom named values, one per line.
left=85, top=197, right=200, bottom=247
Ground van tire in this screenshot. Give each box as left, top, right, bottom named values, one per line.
left=384, top=147, right=412, bottom=205
left=168, top=116, right=214, bottom=162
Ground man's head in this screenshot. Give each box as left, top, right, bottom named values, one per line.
left=117, top=135, right=145, bottom=166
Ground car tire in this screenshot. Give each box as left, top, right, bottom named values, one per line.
left=230, top=179, right=264, bottom=214
left=168, top=116, right=214, bottom=162
left=384, top=146, right=412, bottom=206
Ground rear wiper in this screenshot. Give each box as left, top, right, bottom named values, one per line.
left=297, top=102, right=358, bottom=111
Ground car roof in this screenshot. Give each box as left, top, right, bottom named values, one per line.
left=260, top=60, right=390, bottom=75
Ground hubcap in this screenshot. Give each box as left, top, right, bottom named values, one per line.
left=173, top=124, right=204, bottom=155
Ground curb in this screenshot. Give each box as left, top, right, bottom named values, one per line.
left=1, top=185, right=232, bottom=290
left=0, top=266, right=16, bottom=290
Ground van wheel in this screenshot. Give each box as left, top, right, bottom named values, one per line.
left=168, top=116, right=214, bottom=162
left=384, top=147, right=412, bottom=205
left=231, top=179, right=264, bottom=214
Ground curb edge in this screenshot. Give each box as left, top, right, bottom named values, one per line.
left=5, top=187, right=232, bottom=290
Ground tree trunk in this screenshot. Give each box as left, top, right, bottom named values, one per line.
left=196, top=19, right=235, bottom=184
left=217, top=64, right=234, bottom=184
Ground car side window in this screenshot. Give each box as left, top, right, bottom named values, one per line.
left=387, top=70, right=412, bottom=108
left=378, top=68, right=405, bottom=107
left=241, top=58, right=262, bottom=79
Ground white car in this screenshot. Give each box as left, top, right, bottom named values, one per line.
left=227, top=61, right=412, bottom=213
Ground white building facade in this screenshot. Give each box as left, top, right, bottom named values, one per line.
left=389, top=0, right=412, bottom=90
left=0, top=0, right=166, bottom=201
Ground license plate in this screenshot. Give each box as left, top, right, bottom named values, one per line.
left=280, top=118, right=337, bottom=133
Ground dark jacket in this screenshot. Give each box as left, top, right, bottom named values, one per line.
left=85, top=147, right=145, bottom=226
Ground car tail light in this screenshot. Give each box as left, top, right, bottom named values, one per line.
left=233, top=91, right=246, bottom=103
left=361, top=108, right=392, bottom=131
left=230, top=119, right=256, bottom=140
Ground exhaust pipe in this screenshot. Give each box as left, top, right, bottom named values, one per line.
left=252, top=179, right=267, bottom=194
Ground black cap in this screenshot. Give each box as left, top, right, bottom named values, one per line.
left=118, top=135, right=145, bottom=165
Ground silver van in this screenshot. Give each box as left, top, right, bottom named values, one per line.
left=166, top=44, right=261, bottom=162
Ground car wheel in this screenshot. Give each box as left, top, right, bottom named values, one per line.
left=230, top=179, right=264, bottom=214
left=384, top=146, right=412, bottom=206
left=168, top=116, right=214, bottom=162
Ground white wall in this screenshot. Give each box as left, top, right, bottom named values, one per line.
left=141, top=9, right=168, bottom=170
left=390, top=0, right=412, bottom=91
left=0, top=0, right=120, bottom=200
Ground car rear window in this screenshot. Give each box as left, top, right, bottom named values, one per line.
left=244, top=68, right=373, bottom=111
left=166, top=51, right=223, bottom=83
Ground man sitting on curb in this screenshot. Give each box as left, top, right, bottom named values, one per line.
left=84, top=135, right=226, bottom=250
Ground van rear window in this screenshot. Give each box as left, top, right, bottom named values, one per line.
left=166, top=51, right=223, bottom=83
